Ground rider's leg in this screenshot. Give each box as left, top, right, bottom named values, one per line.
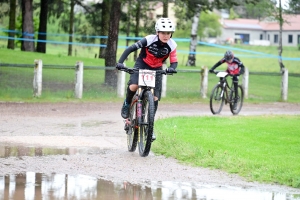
left=121, top=84, right=138, bottom=119
left=233, top=76, right=239, bottom=109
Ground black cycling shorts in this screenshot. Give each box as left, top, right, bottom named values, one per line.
left=127, top=58, right=163, bottom=101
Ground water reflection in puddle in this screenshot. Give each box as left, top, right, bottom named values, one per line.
left=1, top=145, right=300, bottom=199
left=0, top=145, right=103, bottom=158
left=0, top=172, right=299, bottom=200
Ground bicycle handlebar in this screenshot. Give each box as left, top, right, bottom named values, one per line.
left=117, top=67, right=177, bottom=75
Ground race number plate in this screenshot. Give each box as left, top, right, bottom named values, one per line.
left=138, top=69, right=156, bottom=87
left=216, top=71, right=228, bottom=78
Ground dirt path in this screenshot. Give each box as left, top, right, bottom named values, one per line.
left=0, top=102, right=300, bottom=193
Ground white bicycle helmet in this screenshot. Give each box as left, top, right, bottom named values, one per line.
left=155, top=18, right=175, bottom=32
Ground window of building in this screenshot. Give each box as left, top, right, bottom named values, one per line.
left=274, top=34, right=278, bottom=43
left=268, top=34, right=270, bottom=40
left=288, top=35, right=293, bottom=43
left=260, top=34, right=263, bottom=40
left=234, top=33, right=250, bottom=44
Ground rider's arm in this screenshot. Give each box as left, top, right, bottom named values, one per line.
left=239, top=62, right=245, bottom=74
left=169, top=62, right=178, bottom=69
left=117, top=38, right=147, bottom=63
left=169, top=49, right=178, bottom=69
left=210, top=59, right=223, bottom=71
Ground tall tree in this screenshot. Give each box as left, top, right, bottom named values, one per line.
left=99, top=0, right=110, bottom=58
left=125, top=0, right=132, bottom=49
left=68, top=0, right=75, bottom=56
left=7, top=0, right=17, bottom=49
left=162, top=0, right=168, bottom=17
left=21, top=0, right=35, bottom=52
left=36, top=0, right=49, bottom=53
left=186, top=4, right=201, bottom=66
left=104, top=0, right=121, bottom=87
left=176, top=0, right=260, bottom=67
left=133, top=0, right=141, bottom=60
left=286, top=0, right=300, bottom=14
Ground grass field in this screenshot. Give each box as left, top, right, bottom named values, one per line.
left=0, top=39, right=299, bottom=103
left=153, top=115, right=300, bottom=188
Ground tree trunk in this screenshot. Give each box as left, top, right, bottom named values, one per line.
left=186, top=5, right=201, bottom=67
left=7, top=0, right=16, bottom=50
left=21, top=0, right=35, bottom=52
left=99, top=0, right=110, bottom=59
left=68, top=0, right=75, bottom=56
left=133, top=0, right=141, bottom=61
left=36, top=0, right=49, bottom=53
left=104, top=0, right=121, bottom=87
left=278, top=0, right=285, bottom=72
left=278, top=0, right=286, bottom=101
left=163, top=0, right=168, bottom=17
left=125, top=0, right=132, bottom=49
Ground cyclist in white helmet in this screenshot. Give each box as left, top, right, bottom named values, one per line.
left=116, top=18, right=178, bottom=141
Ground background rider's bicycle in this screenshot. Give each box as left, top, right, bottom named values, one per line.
left=117, top=67, right=176, bottom=157
left=209, top=71, right=244, bottom=115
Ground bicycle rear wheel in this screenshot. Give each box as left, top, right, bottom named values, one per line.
left=127, top=98, right=138, bottom=152
left=138, top=90, right=155, bottom=157
left=229, top=85, right=244, bottom=115
left=210, top=84, right=225, bottom=114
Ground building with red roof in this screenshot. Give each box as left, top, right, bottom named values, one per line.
left=220, top=15, right=300, bottom=46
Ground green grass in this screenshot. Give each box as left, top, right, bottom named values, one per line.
left=152, top=115, right=300, bottom=188
left=0, top=43, right=299, bottom=103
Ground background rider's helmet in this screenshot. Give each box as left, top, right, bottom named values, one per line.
left=224, top=50, right=234, bottom=61
left=155, top=18, right=176, bottom=32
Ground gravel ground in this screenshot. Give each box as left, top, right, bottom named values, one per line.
left=0, top=101, right=300, bottom=193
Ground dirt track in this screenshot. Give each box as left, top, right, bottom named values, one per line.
left=0, top=102, right=300, bottom=193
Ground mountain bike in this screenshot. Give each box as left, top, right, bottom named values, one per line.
left=209, top=71, right=244, bottom=115
left=117, top=67, right=176, bottom=157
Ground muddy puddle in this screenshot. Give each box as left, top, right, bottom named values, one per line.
left=0, top=145, right=103, bottom=158
left=1, top=145, right=300, bottom=200
left=0, top=172, right=300, bottom=200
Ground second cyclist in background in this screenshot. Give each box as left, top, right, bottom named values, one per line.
left=116, top=18, right=178, bottom=141
left=209, top=50, right=245, bottom=110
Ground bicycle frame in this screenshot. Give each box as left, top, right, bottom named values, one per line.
left=217, top=72, right=234, bottom=104
left=210, top=71, right=244, bottom=115
left=118, top=67, right=174, bottom=157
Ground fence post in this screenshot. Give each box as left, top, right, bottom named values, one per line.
left=74, top=61, right=84, bottom=99
left=200, top=66, right=208, bottom=98
left=161, top=63, right=167, bottom=98
left=242, top=67, right=249, bottom=99
left=33, top=59, right=43, bottom=97
left=281, top=68, right=288, bottom=101
left=117, top=67, right=126, bottom=98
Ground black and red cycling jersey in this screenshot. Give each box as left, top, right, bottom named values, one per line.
left=211, top=57, right=245, bottom=75
left=118, top=35, right=178, bottom=69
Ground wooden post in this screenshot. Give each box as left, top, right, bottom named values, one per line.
left=200, top=66, right=208, bottom=98
left=242, top=67, right=249, bottom=99
left=33, top=59, right=43, bottom=97
left=161, top=63, right=167, bottom=98
left=117, top=65, right=126, bottom=98
left=281, top=68, right=288, bottom=101
left=74, top=61, right=83, bottom=99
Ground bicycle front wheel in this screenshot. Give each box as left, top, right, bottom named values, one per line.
left=138, top=90, right=155, bottom=157
left=127, top=98, right=138, bottom=152
left=229, top=85, right=244, bottom=115
left=210, top=84, right=225, bottom=114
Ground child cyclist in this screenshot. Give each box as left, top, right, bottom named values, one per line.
left=209, top=50, right=245, bottom=110
left=115, top=18, right=178, bottom=141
